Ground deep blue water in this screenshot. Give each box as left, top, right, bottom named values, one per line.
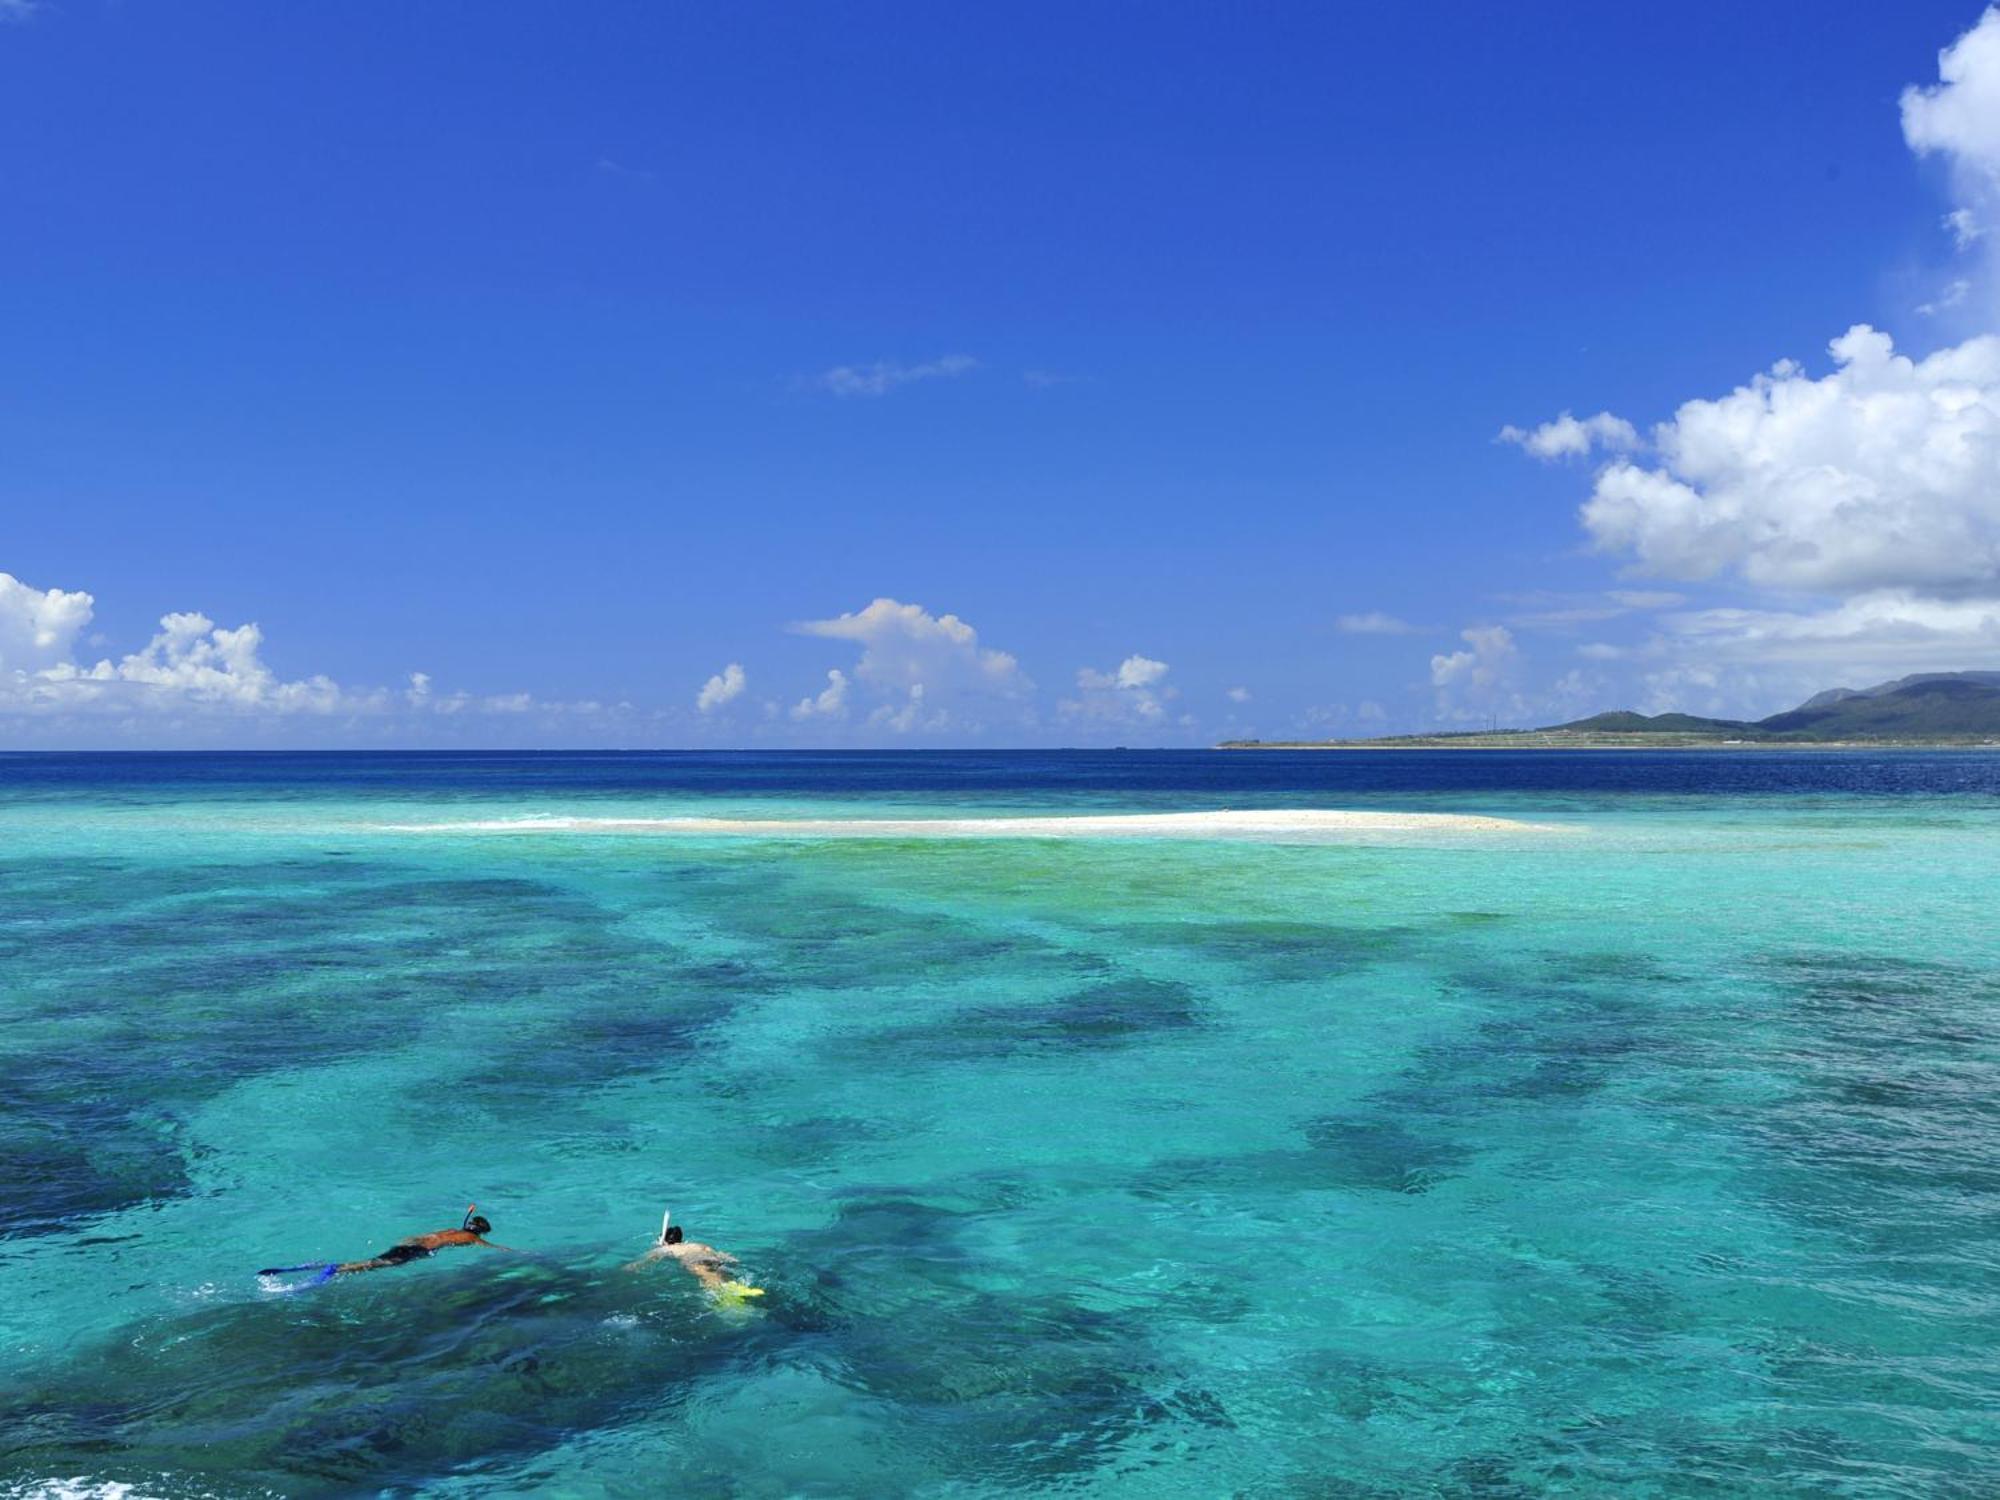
left=9, top=746, right=2000, bottom=799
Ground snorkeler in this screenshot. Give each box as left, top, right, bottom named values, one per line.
left=623, top=1208, right=763, bottom=1300
left=258, top=1205, right=508, bottom=1285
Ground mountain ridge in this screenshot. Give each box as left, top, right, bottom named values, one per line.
left=1553, top=671, right=2000, bottom=740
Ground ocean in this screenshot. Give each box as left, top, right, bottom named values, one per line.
left=0, top=750, right=1995, bottom=1497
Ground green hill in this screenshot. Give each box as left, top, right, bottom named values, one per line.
left=1756, top=675, right=2000, bottom=738
left=1554, top=710, right=1752, bottom=735
left=1224, top=671, right=2000, bottom=749
left=1553, top=672, right=2000, bottom=741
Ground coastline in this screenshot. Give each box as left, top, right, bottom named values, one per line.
left=1218, top=734, right=2000, bottom=751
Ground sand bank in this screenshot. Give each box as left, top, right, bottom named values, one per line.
left=383, top=808, right=1564, bottom=841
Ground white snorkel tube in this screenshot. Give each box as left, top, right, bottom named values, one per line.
left=658, top=1206, right=671, bottom=1246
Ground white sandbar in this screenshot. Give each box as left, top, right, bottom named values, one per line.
left=381, top=809, right=1563, bottom=841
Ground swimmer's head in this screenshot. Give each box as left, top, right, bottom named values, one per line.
left=664, top=1226, right=684, bottom=1245
left=466, top=1215, right=493, bottom=1236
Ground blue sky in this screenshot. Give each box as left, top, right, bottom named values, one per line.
left=6, top=1, right=2000, bottom=745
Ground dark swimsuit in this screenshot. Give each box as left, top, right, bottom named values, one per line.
left=377, top=1242, right=432, bottom=1267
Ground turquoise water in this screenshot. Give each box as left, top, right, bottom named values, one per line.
left=1, top=752, right=1996, bottom=1496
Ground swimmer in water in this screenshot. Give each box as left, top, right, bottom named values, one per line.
left=624, top=1209, right=761, bottom=1298
left=259, top=1206, right=507, bottom=1280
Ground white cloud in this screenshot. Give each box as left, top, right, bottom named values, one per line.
left=0, top=568, right=588, bottom=739
left=1498, top=410, right=1640, bottom=461
left=1633, top=665, right=1754, bottom=719
left=0, top=1, right=42, bottom=23
left=33, top=609, right=343, bottom=712
left=696, top=662, right=747, bottom=713
left=1075, top=653, right=1167, bottom=691
left=793, top=597, right=1030, bottom=734
left=1919, top=277, right=1972, bottom=316
left=1500, top=588, right=1687, bottom=631
left=790, top=668, right=850, bottom=721
left=815, top=355, right=977, bottom=398
left=1579, top=325, right=2000, bottom=594
left=1484, top=6, right=2000, bottom=723
left=1336, top=611, right=1422, bottom=635
left=1557, top=590, right=2000, bottom=720
left=867, top=683, right=945, bottom=734
left=1902, top=8, right=2000, bottom=247
left=1664, top=590, right=2000, bottom=669
left=1063, top=654, right=1175, bottom=725
left=1227, top=686, right=1252, bottom=703
left=1430, top=625, right=1521, bottom=720
left=0, top=572, right=93, bottom=672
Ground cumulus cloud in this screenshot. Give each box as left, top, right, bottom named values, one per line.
left=1062, top=654, right=1175, bottom=725
left=1498, top=410, right=1640, bottom=461
left=0, top=572, right=93, bottom=672
left=1077, top=654, right=1168, bottom=692
left=1, top=574, right=347, bottom=716
left=815, top=355, right=977, bottom=398
left=92, top=612, right=343, bottom=710
left=1430, top=625, right=1521, bottom=720
left=1578, top=326, right=2000, bottom=593
left=0, top=568, right=585, bottom=740
left=790, top=668, right=850, bottom=721
left=696, top=662, right=747, bottom=713
left=1902, top=8, right=2000, bottom=247
left=1483, top=7, right=2000, bottom=723
left=868, top=683, right=945, bottom=734
left=1336, top=611, right=1422, bottom=635
left=793, top=597, right=1029, bottom=734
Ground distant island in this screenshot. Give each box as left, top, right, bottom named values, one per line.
left=1221, top=671, right=2000, bottom=749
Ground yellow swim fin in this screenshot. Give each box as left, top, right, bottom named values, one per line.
left=715, top=1280, right=766, bottom=1301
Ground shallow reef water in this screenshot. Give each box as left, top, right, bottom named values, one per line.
left=1, top=749, right=1997, bottom=1496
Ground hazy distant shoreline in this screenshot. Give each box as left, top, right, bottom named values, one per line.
left=1219, top=735, right=2000, bottom=751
